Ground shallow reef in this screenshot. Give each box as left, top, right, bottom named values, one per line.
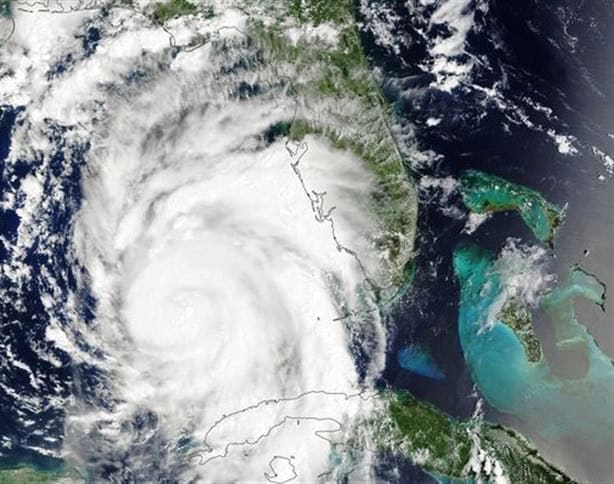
left=453, top=242, right=613, bottom=447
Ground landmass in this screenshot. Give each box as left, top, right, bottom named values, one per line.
left=459, top=169, right=564, bottom=245
left=373, top=391, right=574, bottom=483
left=496, top=298, right=542, bottom=363
left=0, top=466, right=82, bottom=483
left=151, top=0, right=198, bottom=24
left=248, top=0, right=417, bottom=294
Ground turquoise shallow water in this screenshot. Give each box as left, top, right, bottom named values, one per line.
left=453, top=243, right=613, bottom=445
left=397, top=346, right=445, bottom=380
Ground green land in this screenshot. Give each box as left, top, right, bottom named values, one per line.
left=373, top=391, right=574, bottom=483
left=497, top=298, right=542, bottom=363
left=459, top=169, right=563, bottom=245
left=0, top=466, right=83, bottom=483
left=249, top=1, right=416, bottom=292
left=151, top=0, right=197, bottom=23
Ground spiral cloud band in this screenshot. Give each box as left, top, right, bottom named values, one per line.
left=0, top=4, right=398, bottom=480
left=0, top=7, right=388, bottom=481
left=74, top=87, right=380, bottom=482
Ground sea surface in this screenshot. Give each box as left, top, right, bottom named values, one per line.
left=362, top=0, right=613, bottom=481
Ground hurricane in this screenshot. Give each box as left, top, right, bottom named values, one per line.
left=69, top=67, right=385, bottom=481
left=1, top=5, right=396, bottom=481
left=1, top=1, right=612, bottom=482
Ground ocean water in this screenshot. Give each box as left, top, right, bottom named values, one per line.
left=1, top=99, right=119, bottom=474
left=360, top=0, right=614, bottom=481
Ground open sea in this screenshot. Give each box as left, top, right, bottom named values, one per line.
left=365, top=0, right=613, bottom=481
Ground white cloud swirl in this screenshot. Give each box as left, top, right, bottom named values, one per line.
left=1, top=6, right=389, bottom=479
left=67, top=24, right=383, bottom=484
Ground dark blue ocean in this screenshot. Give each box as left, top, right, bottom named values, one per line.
left=362, top=0, right=613, bottom=481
